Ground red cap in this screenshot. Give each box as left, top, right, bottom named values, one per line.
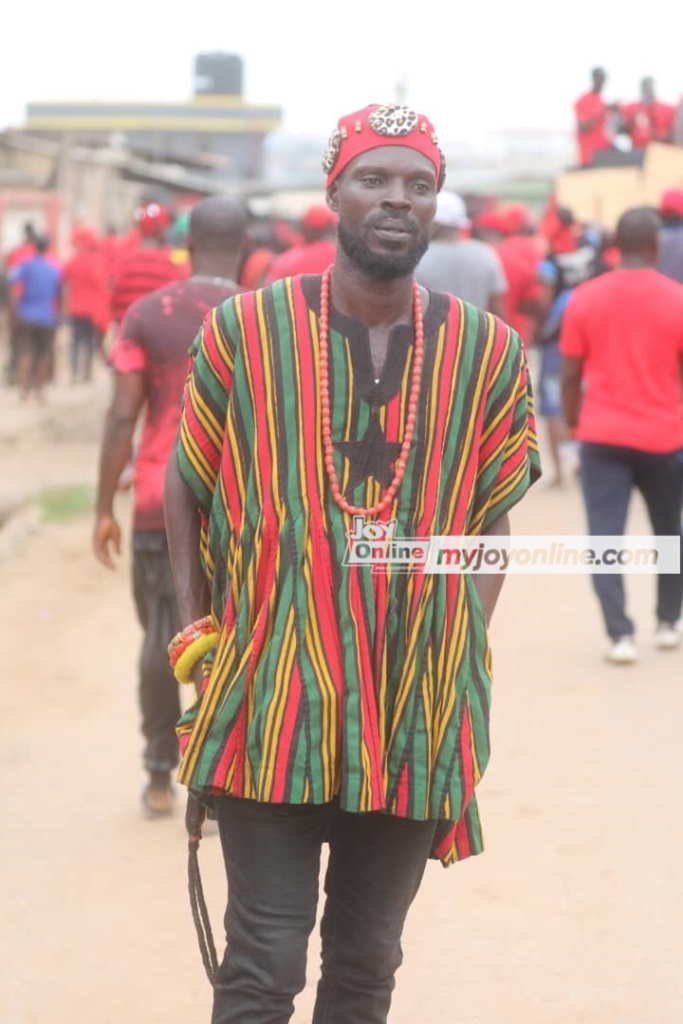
left=301, top=205, right=338, bottom=232
left=323, top=104, right=445, bottom=191
left=659, top=189, right=683, bottom=218
left=502, top=204, right=534, bottom=235
left=473, top=209, right=506, bottom=234
left=71, top=226, right=99, bottom=250
left=134, top=201, right=171, bottom=238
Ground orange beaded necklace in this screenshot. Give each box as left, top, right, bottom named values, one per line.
left=319, top=265, right=425, bottom=517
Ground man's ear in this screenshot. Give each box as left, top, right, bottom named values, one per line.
left=326, top=182, right=340, bottom=214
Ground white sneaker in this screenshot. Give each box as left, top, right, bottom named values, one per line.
left=606, top=636, right=637, bottom=665
left=655, top=623, right=681, bottom=650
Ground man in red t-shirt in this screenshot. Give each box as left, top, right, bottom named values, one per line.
left=619, top=77, right=674, bottom=149
left=63, top=228, right=109, bottom=382
left=497, top=205, right=544, bottom=342
left=93, top=196, right=248, bottom=816
left=560, top=207, right=683, bottom=664
left=574, top=67, right=613, bottom=167
left=264, top=205, right=338, bottom=283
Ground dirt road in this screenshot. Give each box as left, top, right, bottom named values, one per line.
left=1, top=372, right=681, bottom=1023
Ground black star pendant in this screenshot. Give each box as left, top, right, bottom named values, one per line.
left=333, top=417, right=403, bottom=494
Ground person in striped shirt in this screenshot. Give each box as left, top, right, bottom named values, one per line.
left=165, top=103, right=542, bottom=1024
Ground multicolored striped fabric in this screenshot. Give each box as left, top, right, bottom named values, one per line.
left=176, top=274, right=541, bottom=866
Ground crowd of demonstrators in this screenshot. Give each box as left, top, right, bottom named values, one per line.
left=0, top=200, right=191, bottom=394
left=416, top=191, right=507, bottom=316
left=560, top=207, right=683, bottom=665
left=574, top=67, right=683, bottom=167
left=93, top=197, right=248, bottom=817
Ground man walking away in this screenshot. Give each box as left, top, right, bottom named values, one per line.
left=561, top=207, right=683, bottom=664
left=93, top=197, right=247, bottom=815
left=63, top=228, right=109, bottom=383
left=416, top=190, right=508, bottom=316
left=8, top=235, right=61, bottom=401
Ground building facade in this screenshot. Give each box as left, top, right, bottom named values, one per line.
left=25, top=53, right=282, bottom=182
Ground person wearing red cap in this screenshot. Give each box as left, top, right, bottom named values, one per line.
left=497, top=205, right=545, bottom=344
left=264, top=204, right=338, bottom=283
left=109, top=201, right=187, bottom=328
left=164, top=102, right=541, bottom=1022
left=657, top=189, right=683, bottom=284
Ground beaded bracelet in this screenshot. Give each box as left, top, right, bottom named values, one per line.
left=173, top=631, right=219, bottom=685
left=168, top=615, right=214, bottom=662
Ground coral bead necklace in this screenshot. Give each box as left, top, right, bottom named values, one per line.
left=319, top=265, right=424, bottom=517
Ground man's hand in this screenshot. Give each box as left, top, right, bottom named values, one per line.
left=93, top=515, right=122, bottom=569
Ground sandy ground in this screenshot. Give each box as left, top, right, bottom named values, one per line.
left=1, top=352, right=682, bottom=1024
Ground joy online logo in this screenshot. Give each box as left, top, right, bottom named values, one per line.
left=344, top=517, right=429, bottom=572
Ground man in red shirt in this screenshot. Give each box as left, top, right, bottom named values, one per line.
left=560, top=207, right=683, bottom=664
left=497, top=205, right=544, bottom=342
left=93, top=197, right=248, bottom=816
left=264, top=204, right=338, bottom=283
left=620, top=77, right=674, bottom=149
left=574, top=67, right=613, bottom=167
left=63, top=227, right=109, bottom=382
left=109, top=201, right=187, bottom=327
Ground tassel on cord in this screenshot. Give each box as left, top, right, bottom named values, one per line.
left=186, top=793, right=218, bottom=985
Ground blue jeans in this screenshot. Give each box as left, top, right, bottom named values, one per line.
left=211, top=796, right=437, bottom=1024
left=580, top=443, right=683, bottom=639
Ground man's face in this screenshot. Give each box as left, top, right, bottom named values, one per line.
left=326, top=146, right=437, bottom=281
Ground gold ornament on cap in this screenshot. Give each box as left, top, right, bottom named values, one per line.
left=322, top=129, right=342, bottom=174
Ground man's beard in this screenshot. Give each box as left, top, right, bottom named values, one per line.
left=337, top=222, right=429, bottom=281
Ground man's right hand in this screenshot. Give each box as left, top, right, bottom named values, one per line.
left=93, top=515, right=122, bottom=570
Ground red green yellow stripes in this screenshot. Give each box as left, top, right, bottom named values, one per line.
left=175, top=276, right=541, bottom=866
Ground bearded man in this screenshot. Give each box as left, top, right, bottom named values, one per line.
left=165, top=103, right=542, bottom=1024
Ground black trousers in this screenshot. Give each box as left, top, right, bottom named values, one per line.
left=211, top=796, right=437, bottom=1024
left=70, top=315, right=96, bottom=380
left=580, top=443, right=683, bottom=639
left=131, top=530, right=181, bottom=774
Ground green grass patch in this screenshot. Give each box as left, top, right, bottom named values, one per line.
left=38, top=484, right=94, bottom=524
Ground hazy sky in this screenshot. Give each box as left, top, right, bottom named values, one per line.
left=1, top=0, right=681, bottom=145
